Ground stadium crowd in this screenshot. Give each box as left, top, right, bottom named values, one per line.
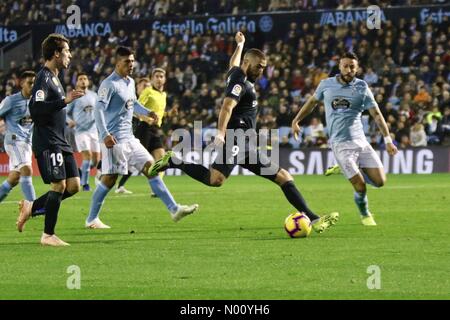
left=0, top=0, right=446, bottom=25
left=0, top=5, right=449, bottom=152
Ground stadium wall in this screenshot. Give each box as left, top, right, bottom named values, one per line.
left=2, top=147, right=448, bottom=176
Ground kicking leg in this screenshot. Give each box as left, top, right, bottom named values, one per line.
left=349, top=173, right=376, bottom=226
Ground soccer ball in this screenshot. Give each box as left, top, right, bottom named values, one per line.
left=284, top=212, right=312, bottom=238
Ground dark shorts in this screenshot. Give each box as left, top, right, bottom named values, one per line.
left=134, top=122, right=164, bottom=153
left=36, top=149, right=79, bottom=184
left=211, top=137, right=280, bottom=181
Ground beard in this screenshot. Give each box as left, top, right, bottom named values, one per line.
left=342, top=73, right=355, bottom=83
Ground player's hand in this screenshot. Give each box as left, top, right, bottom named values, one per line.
left=148, top=111, right=159, bottom=124
left=386, top=143, right=398, bottom=156
left=104, top=134, right=117, bottom=148
left=67, top=120, right=76, bottom=128
left=235, top=32, right=245, bottom=45
left=64, top=90, right=84, bottom=104
left=214, top=132, right=225, bottom=146
left=291, top=122, right=301, bottom=141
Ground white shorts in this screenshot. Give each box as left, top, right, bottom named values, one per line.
left=5, top=141, right=33, bottom=172
left=331, top=139, right=383, bottom=179
left=75, top=131, right=100, bottom=153
left=100, top=138, right=153, bottom=175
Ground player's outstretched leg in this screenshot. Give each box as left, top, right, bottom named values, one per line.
left=144, top=160, right=199, bottom=222
left=86, top=180, right=112, bottom=229
left=275, top=169, right=339, bottom=234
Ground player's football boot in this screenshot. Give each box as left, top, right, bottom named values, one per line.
left=148, top=151, right=174, bottom=177
left=361, top=214, right=377, bottom=226
left=17, top=199, right=33, bottom=232
left=324, top=164, right=342, bottom=176
left=115, top=186, right=133, bottom=194
left=40, top=233, right=70, bottom=246
left=83, top=184, right=91, bottom=191
left=172, top=204, right=199, bottom=222
left=85, top=218, right=111, bottom=229
left=312, top=212, right=339, bottom=233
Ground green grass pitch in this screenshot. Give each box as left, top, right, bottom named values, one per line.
left=0, top=173, right=449, bottom=299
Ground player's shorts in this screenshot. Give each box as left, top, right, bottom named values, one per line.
left=5, top=141, right=32, bottom=172
left=211, top=136, right=280, bottom=181
left=75, top=131, right=100, bottom=153
left=36, top=149, right=79, bottom=184
left=134, top=122, right=164, bottom=153
left=331, top=139, right=383, bottom=179
left=100, top=138, right=154, bottom=175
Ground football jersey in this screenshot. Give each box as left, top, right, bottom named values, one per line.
left=138, top=86, right=167, bottom=127
left=225, top=67, right=258, bottom=129
left=0, top=92, right=33, bottom=144
left=313, top=75, right=378, bottom=143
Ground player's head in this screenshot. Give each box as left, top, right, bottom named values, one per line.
left=339, top=52, right=359, bottom=83
left=42, top=33, right=71, bottom=69
left=151, top=68, right=166, bottom=91
left=76, top=72, right=89, bottom=90
left=115, top=46, right=135, bottom=77
left=137, top=77, right=151, bottom=95
left=242, top=49, right=267, bottom=82
left=19, top=70, right=36, bottom=98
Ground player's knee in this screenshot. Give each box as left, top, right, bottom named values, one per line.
left=66, top=183, right=80, bottom=194
left=51, top=181, right=66, bottom=193
left=8, top=176, right=20, bottom=187
left=275, top=169, right=292, bottom=185
left=374, top=177, right=386, bottom=188
left=210, top=176, right=224, bottom=187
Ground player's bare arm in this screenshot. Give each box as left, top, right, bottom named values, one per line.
left=369, top=106, right=398, bottom=156
left=214, top=97, right=238, bottom=145
left=228, top=32, right=245, bottom=71
left=291, top=95, right=319, bottom=140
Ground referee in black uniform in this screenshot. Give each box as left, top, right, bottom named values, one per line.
left=16, top=34, right=84, bottom=246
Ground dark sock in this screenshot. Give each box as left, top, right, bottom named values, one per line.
left=281, top=181, right=319, bottom=221
left=44, top=191, right=63, bottom=235
left=31, top=190, right=76, bottom=217
left=31, top=192, right=49, bottom=217
left=96, top=161, right=102, bottom=170
left=118, top=173, right=131, bottom=188
left=169, top=158, right=212, bottom=186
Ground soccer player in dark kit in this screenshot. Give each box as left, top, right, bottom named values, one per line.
left=149, top=32, right=339, bottom=234
left=16, top=34, right=85, bottom=246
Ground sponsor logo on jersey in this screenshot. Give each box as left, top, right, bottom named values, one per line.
left=83, top=105, right=94, bottom=112
left=231, top=84, right=242, bottom=97
left=35, top=90, right=45, bottom=102
left=331, top=98, right=351, bottom=110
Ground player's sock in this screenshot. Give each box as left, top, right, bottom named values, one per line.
left=354, top=191, right=370, bottom=216
left=19, top=176, right=36, bottom=201
left=0, top=180, right=13, bottom=202
left=169, top=158, right=212, bottom=186
left=80, top=160, right=90, bottom=186
left=31, top=189, right=78, bottom=217
left=361, top=171, right=378, bottom=188
left=118, top=173, right=131, bottom=188
left=280, top=181, right=320, bottom=221
left=96, top=160, right=102, bottom=170
left=148, top=176, right=178, bottom=213
left=44, top=191, right=63, bottom=235
left=87, top=182, right=111, bottom=223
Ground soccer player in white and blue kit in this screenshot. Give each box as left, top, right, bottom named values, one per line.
left=0, top=71, right=36, bottom=204
left=292, top=52, right=398, bottom=226
left=66, top=73, right=100, bottom=191
left=85, top=46, right=198, bottom=229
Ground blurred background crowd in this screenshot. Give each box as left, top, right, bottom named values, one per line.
left=0, top=0, right=449, bottom=152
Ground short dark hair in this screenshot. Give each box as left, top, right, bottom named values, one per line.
left=19, top=70, right=36, bottom=80
left=340, top=52, right=359, bottom=62
left=42, top=33, right=70, bottom=61
left=244, top=48, right=266, bottom=60
left=115, top=46, right=134, bottom=57
left=77, top=72, right=89, bottom=80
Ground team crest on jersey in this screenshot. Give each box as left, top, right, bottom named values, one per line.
left=99, top=88, right=108, bottom=100
left=126, top=99, right=134, bottom=110
left=52, top=77, right=59, bottom=86
left=231, top=84, right=242, bottom=97
left=331, top=98, right=351, bottom=110
left=35, top=90, right=45, bottom=102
